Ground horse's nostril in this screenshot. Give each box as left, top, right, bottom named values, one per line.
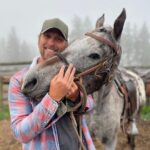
left=24, top=78, right=38, bottom=91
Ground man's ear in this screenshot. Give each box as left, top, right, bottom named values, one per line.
left=65, top=41, right=68, bottom=48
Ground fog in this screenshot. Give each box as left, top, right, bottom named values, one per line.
left=0, top=0, right=149, bottom=44
left=0, top=0, right=149, bottom=65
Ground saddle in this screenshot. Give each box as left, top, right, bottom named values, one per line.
left=125, top=80, right=137, bottom=116
left=114, top=69, right=138, bottom=119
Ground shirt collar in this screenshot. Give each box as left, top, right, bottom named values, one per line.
left=30, top=56, right=40, bottom=69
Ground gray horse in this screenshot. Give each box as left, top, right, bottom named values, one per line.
left=21, top=9, right=145, bottom=150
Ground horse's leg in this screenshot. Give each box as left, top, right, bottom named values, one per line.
left=127, top=118, right=139, bottom=150
left=127, top=134, right=135, bottom=150
left=102, top=134, right=117, bottom=150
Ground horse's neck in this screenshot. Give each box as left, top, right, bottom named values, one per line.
left=95, top=83, right=113, bottom=113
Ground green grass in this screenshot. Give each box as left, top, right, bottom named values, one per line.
left=0, top=103, right=150, bottom=121
left=140, top=105, right=150, bottom=120
left=0, top=105, right=10, bottom=120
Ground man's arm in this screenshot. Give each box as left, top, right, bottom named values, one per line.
left=8, top=75, right=59, bottom=143
left=65, top=80, right=95, bottom=112
left=85, top=94, right=95, bottom=112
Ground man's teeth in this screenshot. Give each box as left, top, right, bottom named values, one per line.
left=46, top=48, right=51, bottom=50
left=45, top=48, right=53, bottom=52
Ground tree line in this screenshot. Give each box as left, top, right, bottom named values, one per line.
left=0, top=16, right=150, bottom=67
left=69, top=16, right=150, bottom=67
left=121, top=22, right=150, bottom=66
left=0, top=27, right=37, bottom=63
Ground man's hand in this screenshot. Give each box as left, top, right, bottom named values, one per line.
left=49, top=64, right=76, bottom=102
left=66, top=82, right=79, bottom=102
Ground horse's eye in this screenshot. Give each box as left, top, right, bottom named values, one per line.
left=88, top=53, right=100, bottom=59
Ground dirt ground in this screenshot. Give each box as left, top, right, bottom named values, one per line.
left=0, top=119, right=149, bottom=150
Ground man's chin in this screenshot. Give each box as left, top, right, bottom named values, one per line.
left=44, top=54, right=55, bottom=60
left=45, top=51, right=56, bottom=58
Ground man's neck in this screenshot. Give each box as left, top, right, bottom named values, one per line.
left=37, top=57, right=45, bottom=64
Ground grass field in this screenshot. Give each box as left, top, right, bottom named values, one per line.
left=0, top=104, right=10, bottom=120
left=141, top=105, right=150, bottom=120
left=0, top=104, right=150, bottom=121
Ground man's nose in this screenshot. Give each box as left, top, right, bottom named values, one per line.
left=47, top=38, right=55, bottom=46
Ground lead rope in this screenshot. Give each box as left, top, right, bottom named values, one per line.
left=66, top=79, right=87, bottom=150
left=52, top=53, right=87, bottom=149
left=73, top=80, right=87, bottom=150
left=70, top=78, right=87, bottom=150
left=70, top=112, right=86, bottom=150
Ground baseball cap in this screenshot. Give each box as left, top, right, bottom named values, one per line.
left=40, top=18, right=68, bottom=41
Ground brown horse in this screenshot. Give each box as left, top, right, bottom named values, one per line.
left=131, top=68, right=150, bottom=104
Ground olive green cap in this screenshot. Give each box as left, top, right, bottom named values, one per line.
left=40, top=18, right=68, bottom=41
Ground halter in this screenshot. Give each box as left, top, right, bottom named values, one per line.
left=83, top=32, right=121, bottom=84
left=68, top=32, right=121, bottom=86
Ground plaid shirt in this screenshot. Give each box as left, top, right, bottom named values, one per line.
left=8, top=57, right=96, bottom=150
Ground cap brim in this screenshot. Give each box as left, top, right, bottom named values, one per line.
left=41, top=28, right=67, bottom=41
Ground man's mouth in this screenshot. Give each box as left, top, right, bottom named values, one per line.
left=41, top=48, right=56, bottom=59
left=45, top=48, right=56, bottom=54
left=45, top=47, right=59, bottom=52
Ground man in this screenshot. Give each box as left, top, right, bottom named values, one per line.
left=8, top=18, right=96, bottom=150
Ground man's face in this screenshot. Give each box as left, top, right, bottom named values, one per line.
left=38, top=29, right=68, bottom=61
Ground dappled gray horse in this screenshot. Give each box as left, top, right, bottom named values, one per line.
left=21, top=9, right=145, bottom=150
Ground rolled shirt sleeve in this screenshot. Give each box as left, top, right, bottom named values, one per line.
left=8, top=75, right=59, bottom=143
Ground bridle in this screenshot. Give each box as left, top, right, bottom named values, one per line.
left=75, top=32, right=121, bottom=84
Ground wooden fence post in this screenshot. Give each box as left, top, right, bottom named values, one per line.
left=0, top=61, right=31, bottom=109
left=0, top=76, right=3, bottom=108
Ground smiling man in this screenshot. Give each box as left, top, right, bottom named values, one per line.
left=38, top=19, right=68, bottom=62
left=8, top=18, right=96, bottom=150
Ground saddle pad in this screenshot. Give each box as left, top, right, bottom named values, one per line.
left=120, top=68, right=146, bottom=106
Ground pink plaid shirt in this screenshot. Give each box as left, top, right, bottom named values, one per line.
left=8, top=58, right=96, bottom=150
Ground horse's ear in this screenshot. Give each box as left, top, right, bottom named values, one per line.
left=113, top=8, right=126, bottom=40
left=95, top=14, right=105, bottom=28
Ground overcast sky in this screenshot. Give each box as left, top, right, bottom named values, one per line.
left=0, top=0, right=149, bottom=46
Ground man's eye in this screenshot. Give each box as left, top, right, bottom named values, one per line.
left=47, top=35, right=51, bottom=38
left=44, top=34, right=50, bottom=39
left=56, top=37, right=63, bottom=42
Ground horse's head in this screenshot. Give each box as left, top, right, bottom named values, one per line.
left=21, top=9, right=126, bottom=100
